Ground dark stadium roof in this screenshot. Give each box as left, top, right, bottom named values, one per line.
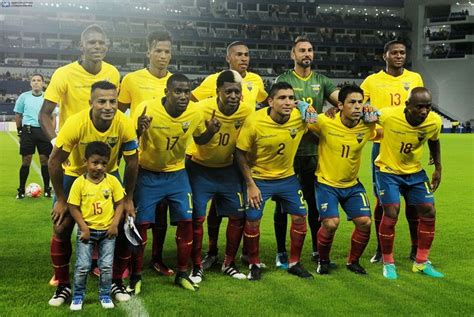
left=228, top=0, right=404, bottom=7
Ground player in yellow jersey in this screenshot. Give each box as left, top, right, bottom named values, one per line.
left=68, top=142, right=125, bottom=311
left=118, top=29, right=174, bottom=278
left=39, top=24, right=120, bottom=139
left=47, top=82, right=138, bottom=306
left=374, top=87, right=444, bottom=280
left=308, top=85, right=377, bottom=275
left=236, top=82, right=312, bottom=280
left=361, top=40, right=425, bottom=263
left=186, top=70, right=253, bottom=283
left=131, top=74, right=220, bottom=292
left=192, top=41, right=268, bottom=270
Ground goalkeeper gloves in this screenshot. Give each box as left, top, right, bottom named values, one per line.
left=296, top=100, right=318, bottom=124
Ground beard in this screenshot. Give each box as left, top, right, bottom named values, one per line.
left=296, top=59, right=312, bottom=69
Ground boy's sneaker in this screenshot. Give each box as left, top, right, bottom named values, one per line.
left=44, top=187, right=53, bottom=198
left=69, top=295, right=83, bottom=311
left=383, top=263, right=398, bottom=280
left=201, top=253, right=218, bottom=270
left=16, top=188, right=25, bottom=199
left=288, top=262, right=313, bottom=279
left=99, top=295, right=115, bottom=309
left=189, top=266, right=204, bottom=284
left=412, top=262, right=444, bottom=278
left=247, top=264, right=262, bottom=281
left=175, top=271, right=199, bottom=291
left=48, top=285, right=71, bottom=306
left=126, top=275, right=142, bottom=295
left=152, top=260, right=174, bottom=276
left=222, top=262, right=246, bottom=279
left=275, top=252, right=289, bottom=270
left=346, top=261, right=368, bottom=275
left=111, top=282, right=131, bottom=302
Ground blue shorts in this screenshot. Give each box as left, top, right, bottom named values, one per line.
left=375, top=169, right=434, bottom=206
left=315, top=182, right=371, bottom=220
left=246, top=175, right=307, bottom=221
left=186, top=159, right=246, bottom=219
left=135, top=168, right=193, bottom=224
left=371, top=142, right=380, bottom=197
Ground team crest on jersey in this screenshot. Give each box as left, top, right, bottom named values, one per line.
left=247, top=82, right=253, bottom=91
left=102, top=189, right=111, bottom=200
left=320, top=203, right=328, bottom=212
left=182, top=121, right=191, bottom=133
left=311, top=84, right=321, bottom=93
left=403, top=82, right=411, bottom=91
left=106, top=137, right=118, bottom=148
left=289, top=128, right=299, bottom=139
left=234, top=119, right=243, bottom=129
left=417, top=132, right=426, bottom=142
left=356, top=133, right=365, bottom=144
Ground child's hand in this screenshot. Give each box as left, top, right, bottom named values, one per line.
left=79, top=227, right=90, bottom=242
left=107, top=225, right=118, bottom=239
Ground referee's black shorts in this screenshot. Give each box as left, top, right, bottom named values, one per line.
left=19, top=126, right=53, bottom=156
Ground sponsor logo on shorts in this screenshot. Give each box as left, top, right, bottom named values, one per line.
left=379, top=190, right=385, bottom=196
left=320, top=203, right=328, bottom=212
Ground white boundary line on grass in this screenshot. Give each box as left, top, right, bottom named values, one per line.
left=7, top=131, right=42, bottom=176
left=8, top=132, right=149, bottom=316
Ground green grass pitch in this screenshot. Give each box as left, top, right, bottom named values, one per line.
left=0, top=132, right=473, bottom=316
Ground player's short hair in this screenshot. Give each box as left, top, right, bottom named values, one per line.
left=147, top=29, right=172, bottom=50
left=85, top=141, right=111, bottom=160
left=81, top=24, right=106, bottom=43
left=216, top=70, right=242, bottom=88
left=226, top=41, right=247, bottom=55
left=31, top=73, right=44, bottom=81
left=268, top=82, right=293, bottom=98
left=383, top=39, right=406, bottom=53
left=292, top=35, right=312, bottom=50
left=166, top=73, right=190, bottom=89
left=91, top=81, right=117, bottom=95
left=338, top=85, right=364, bottom=103
left=407, top=87, right=431, bottom=104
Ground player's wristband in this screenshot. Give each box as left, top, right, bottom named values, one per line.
left=50, top=137, right=56, bottom=146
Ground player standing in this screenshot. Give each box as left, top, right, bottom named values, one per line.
left=14, top=74, right=53, bottom=198
left=236, top=82, right=312, bottom=280
left=360, top=39, right=424, bottom=263
left=274, top=36, right=338, bottom=268
left=375, top=87, right=444, bottom=279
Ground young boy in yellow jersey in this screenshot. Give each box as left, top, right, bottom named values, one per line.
left=47, top=81, right=138, bottom=306
left=308, top=85, right=377, bottom=275
left=236, top=82, right=312, bottom=281
left=360, top=40, right=424, bottom=263
left=118, top=29, right=174, bottom=278
left=68, top=142, right=125, bottom=311
left=131, top=74, right=220, bottom=292
left=186, top=70, right=253, bottom=283
left=375, top=87, right=444, bottom=280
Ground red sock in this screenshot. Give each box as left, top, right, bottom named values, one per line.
left=405, top=205, right=419, bottom=248
left=348, top=228, right=370, bottom=263
left=289, top=220, right=307, bottom=264
left=317, top=226, right=335, bottom=262
left=176, top=221, right=193, bottom=272
left=112, top=228, right=132, bottom=280
left=373, top=198, right=383, bottom=251
left=152, top=202, right=168, bottom=262
left=416, top=216, right=436, bottom=263
left=51, top=236, right=72, bottom=285
left=379, top=215, right=398, bottom=263
left=131, top=224, right=148, bottom=275
left=224, top=217, right=244, bottom=266
left=243, top=222, right=260, bottom=265
left=206, top=199, right=221, bottom=255
left=191, top=217, right=205, bottom=267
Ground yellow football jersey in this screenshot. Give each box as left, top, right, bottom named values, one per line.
left=68, top=174, right=124, bottom=230
left=237, top=108, right=307, bottom=180
left=192, top=71, right=267, bottom=105
left=375, top=106, right=442, bottom=175
left=309, top=114, right=376, bottom=188
left=133, top=100, right=206, bottom=172
left=56, top=110, right=138, bottom=177
left=44, top=61, right=120, bottom=127
left=118, top=68, right=172, bottom=117
left=190, top=98, right=254, bottom=168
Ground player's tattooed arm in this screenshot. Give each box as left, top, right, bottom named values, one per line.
left=194, top=110, right=221, bottom=145
left=235, top=148, right=262, bottom=209
left=123, top=153, right=139, bottom=218
left=428, top=139, right=442, bottom=192
left=69, top=204, right=90, bottom=242
left=39, top=99, right=58, bottom=141
left=49, top=146, right=70, bottom=225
